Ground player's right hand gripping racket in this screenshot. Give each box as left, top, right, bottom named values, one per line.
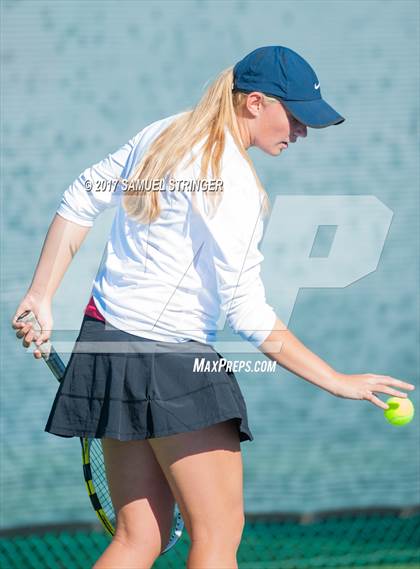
left=16, top=310, right=184, bottom=554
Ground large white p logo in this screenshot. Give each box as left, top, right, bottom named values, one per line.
left=261, top=195, right=394, bottom=326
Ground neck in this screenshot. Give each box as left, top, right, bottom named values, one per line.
left=235, top=113, right=252, bottom=150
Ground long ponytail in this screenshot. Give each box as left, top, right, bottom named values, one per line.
left=122, top=67, right=271, bottom=223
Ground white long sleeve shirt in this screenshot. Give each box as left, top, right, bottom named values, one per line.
left=56, top=112, right=277, bottom=348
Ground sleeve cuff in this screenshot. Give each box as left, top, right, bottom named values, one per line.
left=56, top=207, right=94, bottom=227
left=238, top=309, right=277, bottom=349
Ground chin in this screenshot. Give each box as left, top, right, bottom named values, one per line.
left=260, top=146, right=282, bottom=156
left=257, top=142, right=284, bottom=156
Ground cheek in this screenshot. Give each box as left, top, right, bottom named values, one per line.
left=265, top=108, right=289, bottom=139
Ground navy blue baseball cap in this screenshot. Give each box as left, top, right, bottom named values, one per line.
left=233, top=46, right=345, bottom=129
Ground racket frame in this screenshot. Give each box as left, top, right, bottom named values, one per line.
left=16, top=310, right=184, bottom=554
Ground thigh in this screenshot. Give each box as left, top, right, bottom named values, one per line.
left=102, top=437, right=175, bottom=550
left=147, top=419, right=244, bottom=542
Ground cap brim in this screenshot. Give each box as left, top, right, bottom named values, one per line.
left=282, top=98, right=345, bottom=128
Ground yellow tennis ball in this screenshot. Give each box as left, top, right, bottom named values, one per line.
left=384, top=397, right=415, bottom=426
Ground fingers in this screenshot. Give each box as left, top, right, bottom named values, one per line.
left=15, top=322, right=36, bottom=343
left=15, top=323, right=36, bottom=346
left=14, top=321, right=49, bottom=352
left=34, top=329, right=51, bottom=347
left=372, top=385, right=409, bottom=399
left=367, top=374, right=415, bottom=404
left=12, top=320, right=26, bottom=331
left=33, top=349, right=43, bottom=359
left=32, top=333, right=51, bottom=359
left=12, top=304, right=53, bottom=361
left=11, top=309, right=31, bottom=330
left=366, top=393, right=389, bottom=410
left=15, top=322, right=30, bottom=338
left=372, top=375, right=415, bottom=391
left=23, top=327, right=39, bottom=348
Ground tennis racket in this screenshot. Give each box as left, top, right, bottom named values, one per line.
left=16, top=310, right=184, bottom=554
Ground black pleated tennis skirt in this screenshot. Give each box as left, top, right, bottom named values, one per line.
left=44, top=315, right=253, bottom=443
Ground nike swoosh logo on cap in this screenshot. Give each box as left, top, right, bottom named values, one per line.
left=314, top=82, right=320, bottom=89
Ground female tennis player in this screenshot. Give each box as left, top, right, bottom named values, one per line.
left=12, top=46, right=415, bottom=569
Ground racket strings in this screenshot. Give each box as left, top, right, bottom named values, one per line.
left=86, top=438, right=184, bottom=552
left=89, top=439, right=116, bottom=526
left=15, top=311, right=183, bottom=553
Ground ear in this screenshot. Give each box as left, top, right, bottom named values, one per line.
left=245, top=92, right=265, bottom=117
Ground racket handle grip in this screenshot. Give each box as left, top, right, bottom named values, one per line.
left=16, top=310, right=66, bottom=381
left=17, top=309, right=52, bottom=355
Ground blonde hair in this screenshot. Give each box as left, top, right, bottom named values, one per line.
left=122, top=67, right=278, bottom=224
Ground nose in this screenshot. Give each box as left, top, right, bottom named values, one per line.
left=290, top=120, right=307, bottom=143
left=295, top=123, right=307, bottom=138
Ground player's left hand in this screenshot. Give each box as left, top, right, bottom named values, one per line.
left=330, top=373, right=415, bottom=409
left=11, top=291, right=53, bottom=360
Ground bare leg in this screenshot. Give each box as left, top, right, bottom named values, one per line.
left=93, top=438, right=175, bottom=569
left=148, top=419, right=244, bottom=569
